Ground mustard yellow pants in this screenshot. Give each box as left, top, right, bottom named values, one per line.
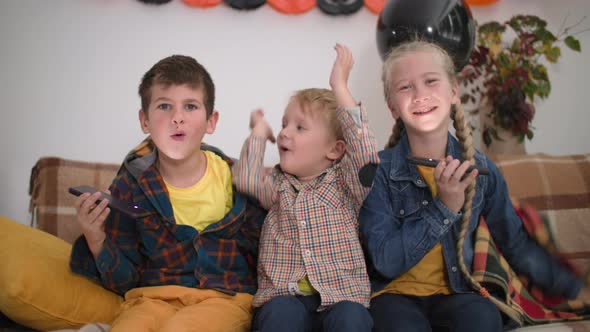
left=110, top=285, right=253, bottom=332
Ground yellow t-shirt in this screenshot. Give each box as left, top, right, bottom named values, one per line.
left=164, top=151, right=233, bottom=232
left=373, top=165, right=451, bottom=297
left=297, top=275, right=317, bottom=295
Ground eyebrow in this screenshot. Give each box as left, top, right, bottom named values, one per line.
left=183, top=99, right=202, bottom=104
left=393, top=72, right=443, bottom=85
left=153, top=97, right=203, bottom=104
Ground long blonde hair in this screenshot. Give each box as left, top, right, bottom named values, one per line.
left=382, top=40, right=518, bottom=320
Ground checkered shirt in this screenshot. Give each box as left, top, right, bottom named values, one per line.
left=233, top=105, right=378, bottom=310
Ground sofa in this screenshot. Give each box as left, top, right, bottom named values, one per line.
left=0, top=153, right=589, bottom=331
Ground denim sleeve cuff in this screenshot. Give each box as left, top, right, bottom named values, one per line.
left=433, top=197, right=462, bottom=220
left=562, top=275, right=584, bottom=299
left=425, top=198, right=462, bottom=236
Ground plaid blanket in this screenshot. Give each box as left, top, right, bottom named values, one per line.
left=29, top=157, right=120, bottom=244
left=472, top=203, right=590, bottom=326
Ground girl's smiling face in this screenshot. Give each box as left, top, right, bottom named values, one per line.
left=387, top=50, right=459, bottom=138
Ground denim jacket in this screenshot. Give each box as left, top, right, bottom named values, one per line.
left=359, top=133, right=582, bottom=298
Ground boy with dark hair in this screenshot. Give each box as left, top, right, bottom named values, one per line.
left=70, top=54, right=266, bottom=331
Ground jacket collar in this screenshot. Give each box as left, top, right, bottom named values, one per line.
left=120, top=136, right=234, bottom=222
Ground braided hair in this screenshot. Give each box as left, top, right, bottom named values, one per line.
left=381, top=40, right=518, bottom=320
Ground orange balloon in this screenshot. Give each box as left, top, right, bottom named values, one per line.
left=465, top=0, right=499, bottom=5
left=183, top=0, right=222, bottom=7
left=267, top=0, right=316, bottom=14
left=364, top=0, right=385, bottom=14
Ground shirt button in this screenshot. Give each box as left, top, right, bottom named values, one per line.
left=443, top=219, right=450, bottom=225
left=399, top=209, right=405, bottom=215
left=305, top=250, right=312, bottom=257
left=451, top=266, right=458, bottom=272
left=422, top=200, right=428, bottom=206
left=300, top=221, right=306, bottom=227
left=416, top=180, right=423, bottom=185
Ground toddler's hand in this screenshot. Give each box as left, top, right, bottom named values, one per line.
left=330, top=43, right=356, bottom=109
left=249, top=109, right=276, bottom=143
left=435, top=156, right=478, bottom=213
left=74, top=191, right=109, bottom=257
left=330, top=43, right=353, bottom=92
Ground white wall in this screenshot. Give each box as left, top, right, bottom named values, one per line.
left=1, top=0, right=589, bottom=224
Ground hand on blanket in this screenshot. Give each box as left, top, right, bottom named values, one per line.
left=574, top=286, right=590, bottom=304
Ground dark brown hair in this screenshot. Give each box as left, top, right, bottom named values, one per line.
left=138, top=55, right=215, bottom=117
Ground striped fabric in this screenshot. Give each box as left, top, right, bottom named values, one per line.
left=490, top=153, right=590, bottom=279
left=233, top=106, right=379, bottom=310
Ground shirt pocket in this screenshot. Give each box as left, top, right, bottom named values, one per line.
left=389, top=181, right=424, bottom=223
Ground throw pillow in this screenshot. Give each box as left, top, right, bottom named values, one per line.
left=0, top=216, right=123, bottom=331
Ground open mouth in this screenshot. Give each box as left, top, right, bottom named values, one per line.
left=413, top=106, right=436, bottom=115
left=171, top=132, right=186, bottom=140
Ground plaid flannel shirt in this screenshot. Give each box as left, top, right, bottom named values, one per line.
left=70, top=139, right=266, bottom=296
left=233, top=105, right=379, bottom=310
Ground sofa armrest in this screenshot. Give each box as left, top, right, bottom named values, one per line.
left=490, top=153, right=590, bottom=279
left=29, top=157, right=119, bottom=243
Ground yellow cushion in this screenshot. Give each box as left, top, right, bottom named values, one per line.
left=0, top=216, right=123, bottom=330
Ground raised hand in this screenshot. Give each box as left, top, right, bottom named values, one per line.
left=74, top=191, right=110, bottom=258
left=329, top=43, right=356, bottom=109
left=250, top=109, right=276, bottom=143
left=435, top=156, right=479, bottom=213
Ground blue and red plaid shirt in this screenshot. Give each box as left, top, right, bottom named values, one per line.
left=70, top=138, right=266, bottom=296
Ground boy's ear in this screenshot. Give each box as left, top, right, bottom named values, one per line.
left=139, top=109, right=150, bottom=134
left=327, top=139, right=346, bottom=161
left=206, top=111, right=219, bottom=135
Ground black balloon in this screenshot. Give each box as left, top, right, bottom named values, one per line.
left=317, top=0, right=364, bottom=16
left=224, top=0, right=266, bottom=9
left=376, top=0, right=475, bottom=70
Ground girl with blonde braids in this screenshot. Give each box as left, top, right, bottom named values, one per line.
left=359, top=40, right=588, bottom=332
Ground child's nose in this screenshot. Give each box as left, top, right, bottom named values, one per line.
left=278, top=128, right=288, bottom=140
left=412, top=87, right=430, bottom=103
left=172, top=109, right=184, bottom=124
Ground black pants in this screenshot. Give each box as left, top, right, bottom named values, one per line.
left=252, top=294, right=373, bottom=332
left=370, top=293, right=503, bottom=332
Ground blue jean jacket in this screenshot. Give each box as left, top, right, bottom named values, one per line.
left=359, top=133, right=582, bottom=298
